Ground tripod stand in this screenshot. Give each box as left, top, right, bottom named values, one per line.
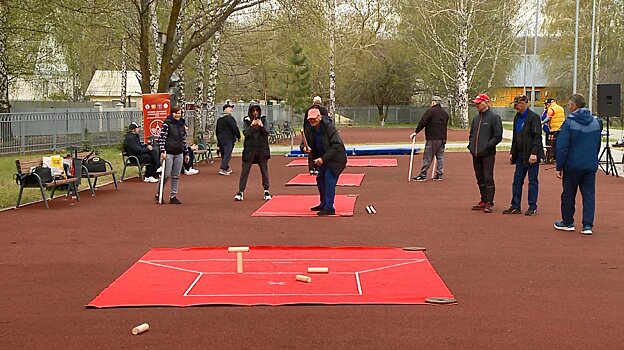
left=598, top=116, right=619, bottom=176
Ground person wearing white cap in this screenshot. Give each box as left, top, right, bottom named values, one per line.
left=409, top=95, right=449, bottom=181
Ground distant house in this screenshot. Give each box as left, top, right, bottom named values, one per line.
left=9, top=35, right=74, bottom=101
left=85, top=70, right=142, bottom=107
left=490, top=54, right=550, bottom=107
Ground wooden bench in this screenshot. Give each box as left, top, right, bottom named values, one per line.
left=15, top=158, right=80, bottom=209
left=76, top=151, right=118, bottom=196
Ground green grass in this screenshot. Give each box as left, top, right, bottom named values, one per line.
left=0, top=146, right=137, bottom=210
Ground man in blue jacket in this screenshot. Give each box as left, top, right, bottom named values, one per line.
left=554, top=94, right=602, bottom=235
left=503, top=95, right=543, bottom=216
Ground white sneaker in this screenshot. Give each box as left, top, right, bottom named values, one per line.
left=184, top=168, right=199, bottom=175
left=234, top=192, right=244, bottom=201
left=156, top=166, right=163, bottom=173
left=219, top=169, right=230, bottom=176
left=143, top=176, right=158, bottom=183
left=263, top=190, right=272, bottom=200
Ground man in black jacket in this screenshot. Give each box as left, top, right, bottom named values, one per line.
left=235, top=102, right=271, bottom=201
left=410, top=95, right=450, bottom=181
left=503, top=95, right=543, bottom=216
left=303, top=107, right=347, bottom=216
left=468, top=93, right=503, bottom=213
left=302, top=96, right=330, bottom=175
left=123, top=122, right=161, bottom=182
left=216, top=101, right=241, bottom=175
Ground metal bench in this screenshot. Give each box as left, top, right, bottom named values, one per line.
left=15, top=158, right=81, bottom=209
left=76, top=151, right=118, bottom=196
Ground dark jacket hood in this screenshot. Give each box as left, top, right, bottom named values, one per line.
left=247, top=102, right=262, bottom=118
left=569, top=108, right=593, bottom=125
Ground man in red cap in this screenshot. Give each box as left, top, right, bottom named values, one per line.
left=302, top=106, right=347, bottom=216
left=468, top=93, right=503, bottom=213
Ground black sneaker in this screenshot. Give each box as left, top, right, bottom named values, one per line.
left=310, top=205, right=323, bottom=211
left=502, top=206, right=522, bottom=214
left=525, top=208, right=537, bottom=216
left=169, top=196, right=182, bottom=204
left=317, top=208, right=336, bottom=216
left=432, top=175, right=443, bottom=181
left=413, top=175, right=427, bottom=182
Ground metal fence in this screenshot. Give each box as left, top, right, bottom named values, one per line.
left=1, top=104, right=518, bottom=155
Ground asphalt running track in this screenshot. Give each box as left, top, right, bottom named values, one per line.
left=1, top=127, right=623, bottom=349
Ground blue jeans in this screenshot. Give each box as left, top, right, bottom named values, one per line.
left=511, top=154, right=539, bottom=210
left=561, top=169, right=596, bottom=228
left=316, top=164, right=338, bottom=211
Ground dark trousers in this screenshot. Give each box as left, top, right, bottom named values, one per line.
left=511, top=154, right=539, bottom=210
left=419, top=140, right=445, bottom=177
left=472, top=154, right=496, bottom=204
left=316, top=164, right=338, bottom=210
left=137, top=148, right=161, bottom=178
left=549, top=131, right=560, bottom=160
left=219, top=141, right=234, bottom=171
left=561, top=169, right=596, bottom=228
left=239, top=159, right=270, bottom=192
left=183, top=147, right=195, bottom=171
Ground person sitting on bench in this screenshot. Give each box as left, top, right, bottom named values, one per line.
left=123, top=122, right=161, bottom=182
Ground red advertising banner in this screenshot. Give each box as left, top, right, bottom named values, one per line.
left=142, top=93, right=171, bottom=141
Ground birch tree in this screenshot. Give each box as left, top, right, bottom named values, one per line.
left=399, top=0, right=520, bottom=127
left=133, top=0, right=268, bottom=95
left=205, top=31, right=221, bottom=142
left=194, top=17, right=205, bottom=136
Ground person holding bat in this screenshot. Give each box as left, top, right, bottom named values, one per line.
left=302, top=107, right=347, bottom=216
left=155, top=105, right=189, bottom=204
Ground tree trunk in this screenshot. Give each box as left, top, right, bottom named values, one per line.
left=138, top=0, right=153, bottom=94
left=328, top=0, right=336, bottom=118
left=150, top=0, right=162, bottom=93
left=0, top=2, right=10, bottom=113
left=456, top=1, right=469, bottom=129
left=205, top=31, right=221, bottom=143
left=121, top=39, right=127, bottom=105
left=377, top=104, right=385, bottom=127
left=194, top=17, right=205, bottom=137
left=175, top=1, right=186, bottom=110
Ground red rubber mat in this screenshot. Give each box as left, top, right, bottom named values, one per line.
left=286, top=158, right=398, bottom=167
left=285, top=173, right=365, bottom=187
left=87, top=246, right=455, bottom=307
left=252, top=194, right=357, bottom=217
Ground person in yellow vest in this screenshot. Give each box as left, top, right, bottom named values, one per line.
left=542, top=98, right=566, bottom=162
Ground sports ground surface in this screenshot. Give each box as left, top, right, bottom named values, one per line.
left=1, top=128, right=623, bottom=349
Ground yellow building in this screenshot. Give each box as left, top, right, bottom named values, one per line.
left=490, top=55, right=550, bottom=108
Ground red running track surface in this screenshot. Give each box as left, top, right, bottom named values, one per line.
left=285, top=173, right=365, bottom=187
left=286, top=158, right=398, bottom=167
left=252, top=194, right=358, bottom=217
left=87, top=246, right=455, bottom=307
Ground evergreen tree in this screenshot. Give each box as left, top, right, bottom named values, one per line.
left=286, top=42, right=312, bottom=114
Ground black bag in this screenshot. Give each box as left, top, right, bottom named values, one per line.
left=84, top=157, right=107, bottom=172
left=20, top=166, right=53, bottom=185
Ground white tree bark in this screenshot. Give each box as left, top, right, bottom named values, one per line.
left=150, top=0, right=162, bottom=93
left=328, top=0, right=337, bottom=119
left=0, top=2, right=9, bottom=113
left=175, top=1, right=186, bottom=110
left=121, top=39, right=127, bottom=105
left=205, top=31, right=221, bottom=142
left=456, top=0, right=469, bottom=128
left=194, top=17, right=205, bottom=135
